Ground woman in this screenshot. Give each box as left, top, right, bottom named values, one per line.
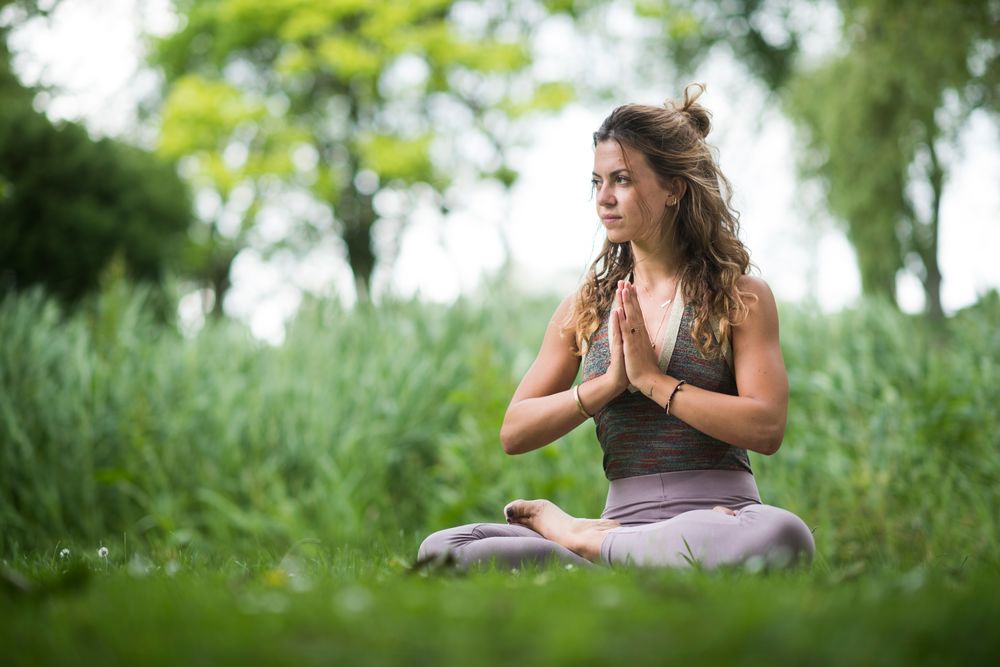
left=417, top=84, right=815, bottom=570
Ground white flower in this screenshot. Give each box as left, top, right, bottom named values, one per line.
left=98, top=546, right=109, bottom=558
left=564, top=564, right=575, bottom=570
left=59, top=548, right=70, bottom=559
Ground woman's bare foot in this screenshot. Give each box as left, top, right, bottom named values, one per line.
left=502, top=500, right=737, bottom=562
left=503, top=499, right=622, bottom=562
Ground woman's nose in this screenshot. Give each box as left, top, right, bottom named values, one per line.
left=597, top=182, right=615, bottom=206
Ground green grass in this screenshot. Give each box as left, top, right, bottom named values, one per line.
left=2, top=278, right=999, bottom=664
left=3, top=548, right=998, bottom=666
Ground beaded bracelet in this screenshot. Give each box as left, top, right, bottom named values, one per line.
left=665, top=380, right=686, bottom=416
left=573, top=384, right=593, bottom=418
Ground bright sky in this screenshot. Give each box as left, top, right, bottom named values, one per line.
left=7, top=0, right=999, bottom=344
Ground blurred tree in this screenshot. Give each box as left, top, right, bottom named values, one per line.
left=0, top=0, right=61, bottom=25
left=640, top=0, right=999, bottom=321
left=156, top=75, right=308, bottom=317
left=150, top=0, right=574, bottom=305
left=0, top=6, right=194, bottom=303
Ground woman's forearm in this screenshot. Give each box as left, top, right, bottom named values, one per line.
left=500, top=374, right=623, bottom=455
left=640, top=373, right=786, bottom=455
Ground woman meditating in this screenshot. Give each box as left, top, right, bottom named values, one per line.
left=417, top=84, right=815, bottom=570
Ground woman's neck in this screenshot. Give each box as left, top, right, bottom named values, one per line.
left=630, top=239, right=682, bottom=290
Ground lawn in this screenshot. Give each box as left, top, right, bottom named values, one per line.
left=3, top=544, right=998, bottom=666
left=2, top=281, right=998, bottom=665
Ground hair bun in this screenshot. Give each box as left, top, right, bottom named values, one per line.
left=665, top=82, right=712, bottom=139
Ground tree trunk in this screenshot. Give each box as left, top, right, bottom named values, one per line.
left=338, top=186, right=377, bottom=304
left=922, top=139, right=945, bottom=324
left=209, top=263, right=231, bottom=319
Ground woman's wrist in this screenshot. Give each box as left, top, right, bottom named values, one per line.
left=635, top=373, right=680, bottom=409
left=579, top=374, right=625, bottom=416
left=635, top=371, right=663, bottom=403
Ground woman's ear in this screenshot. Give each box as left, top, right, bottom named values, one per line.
left=672, top=177, right=687, bottom=201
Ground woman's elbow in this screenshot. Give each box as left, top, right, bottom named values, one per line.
left=755, top=420, right=785, bottom=455
left=499, top=421, right=522, bottom=456
left=758, top=435, right=782, bottom=456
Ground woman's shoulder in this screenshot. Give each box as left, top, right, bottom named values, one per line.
left=733, top=274, right=779, bottom=330
left=735, top=274, right=774, bottom=300
left=550, top=289, right=579, bottom=324
left=546, top=289, right=585, bottom=349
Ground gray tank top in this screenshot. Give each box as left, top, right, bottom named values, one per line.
left=580, top=285, right=752, bottom=481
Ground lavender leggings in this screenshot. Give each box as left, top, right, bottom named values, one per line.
left=417, top=470, right=815, bottom=570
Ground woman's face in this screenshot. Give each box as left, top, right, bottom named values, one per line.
left=591, top=140, right=673, bottom=246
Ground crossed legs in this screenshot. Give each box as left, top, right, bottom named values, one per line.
left=416, top=519, right=595, bottom=570
left=502, top=498, right=739, bottom=563
left=418, top=498, right=813, bottom=570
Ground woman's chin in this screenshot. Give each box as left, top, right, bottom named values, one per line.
left=605, top=231, right=631, bottom=245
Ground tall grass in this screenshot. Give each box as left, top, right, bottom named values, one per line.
left=1, top=279, right=997, bottom=570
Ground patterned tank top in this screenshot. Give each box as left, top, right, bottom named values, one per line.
left=580, top=284, right=752, bottom=481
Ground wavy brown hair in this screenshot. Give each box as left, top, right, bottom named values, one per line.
left=563, top=83, right=755, bottom=359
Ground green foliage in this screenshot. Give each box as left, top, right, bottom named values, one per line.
left=1, top=553, right=1000, bottom=666
left=158, top=75, right=306, bottom=191
left=1, top=276, right=998, bottom=665
left=0, top=3, right=192, bottom=304
left=155, top=73, right=306, bottom=315
left=0, top=95, right=193, bottom=303
left=643, top=0, right=999, bottom=317
left=0, top=280, right=997, bottom=573
left=785, top=0, right=997, bottom=316
left=149, top=0, right=576, bottom=301
left=356, top=132, right=434, bottom=183
left=641, top=0, right=801, bottom=91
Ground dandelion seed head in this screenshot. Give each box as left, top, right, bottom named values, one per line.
left=59, top=548, right=70, bottom=559
left=98, top=546, right=109, bottom=558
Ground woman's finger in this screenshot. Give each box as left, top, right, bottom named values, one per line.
left=609, top=308, right=618, bottom=354
left=626, top=282, right=643, bottom=317
left=617, top=307, right=629, bottom=348
left=621, top=283, right=638, bottom=324
left=622, top=284, right=644, bottom=342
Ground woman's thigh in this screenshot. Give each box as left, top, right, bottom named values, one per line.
left=418, top=522, right=595, bottom=570
left=600, top=504, right=815, bottom=569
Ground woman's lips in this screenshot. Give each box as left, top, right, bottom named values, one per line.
left=602, top=215, right=622, bottom=225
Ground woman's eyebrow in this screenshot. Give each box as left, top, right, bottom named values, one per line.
left=591, top=169, right=629, bottom=177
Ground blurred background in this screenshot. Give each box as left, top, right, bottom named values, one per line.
left=3, top=0, right=997, bottom=343
left=0, top=0, right=998, bottom=569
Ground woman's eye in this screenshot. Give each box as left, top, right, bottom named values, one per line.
left=616, top=175, right=630, bottom=184
left=590, top=179, right=600, bottom=189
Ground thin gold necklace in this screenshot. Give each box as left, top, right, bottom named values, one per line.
left=632, top=271, right=675, bottom=349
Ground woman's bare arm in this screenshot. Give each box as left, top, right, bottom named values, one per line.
left=499, top=294, right=626, bottom=455
left=628, top=276, right=789, bottom=455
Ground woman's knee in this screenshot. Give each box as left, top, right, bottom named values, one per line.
left=763, top=507, right=816, bottom=565
left=417, top=524, right=481, bottom=561
left=416, top=532, right=443, bottom=562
